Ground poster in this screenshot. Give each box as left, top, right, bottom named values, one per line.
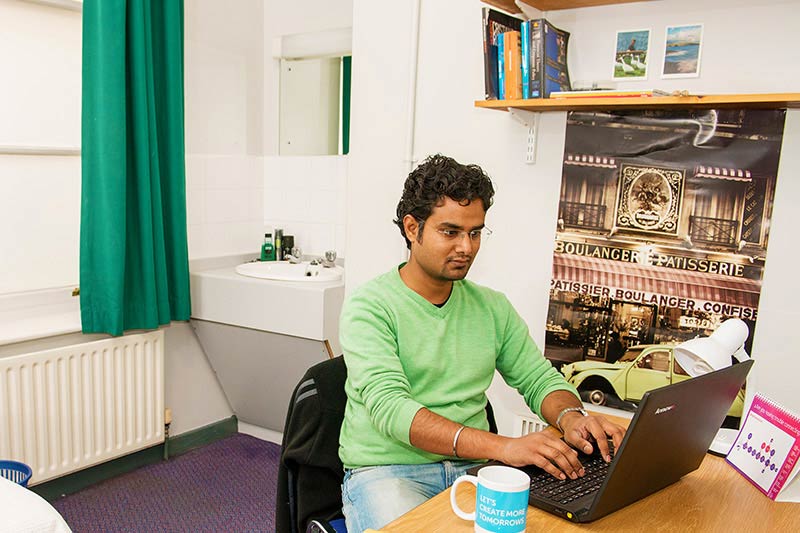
left=546, top=109, right=786, bottom=409
left=662, top=24, right=704, bottom=78
left=613, top=29, right=650, bottom=80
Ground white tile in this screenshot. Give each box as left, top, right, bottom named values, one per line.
left=309, top=189, right=337, bottom=224
left=336, top=188, right=347, bottom=225
left=187, top=224, right=207, bottom=259
left=248, top=188, right=264, bottom=221
left=265, top=188, right=291, bottom=221
left=335, top=224, right=347, bottom=259
left=185, top=156, right=207, bottom=190
left=247, top=156, right=264, bottom=189
left=336, top=155, right=348, bottom=191
left=206, top=188, right=248, bottom=223
left=204, top=221, right=262, bottom=258
left=186, top=187, right=205, bottom=225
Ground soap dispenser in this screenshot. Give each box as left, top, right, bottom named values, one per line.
left=260, top=233, right=276, bottom=261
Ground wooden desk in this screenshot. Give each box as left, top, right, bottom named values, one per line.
left=381, top=416, right=800, bottom=532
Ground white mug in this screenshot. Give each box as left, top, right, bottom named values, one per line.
left=450, top=465, right=530, bottom=533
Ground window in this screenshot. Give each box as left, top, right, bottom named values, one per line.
left=0, top=1, right=81, bottom=294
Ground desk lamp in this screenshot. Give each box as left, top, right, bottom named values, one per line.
left=673, top=318, right=751, bottom=377
left=673, top=318, right=751, bottom=453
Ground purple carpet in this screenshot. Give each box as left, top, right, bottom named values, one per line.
left=52, top=433, right=281, bottom=532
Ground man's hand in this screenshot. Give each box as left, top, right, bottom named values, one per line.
left=500, top=431, right=585, bottom=480
left=559, top=412, right=626, bottom=463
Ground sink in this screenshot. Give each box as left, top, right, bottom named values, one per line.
left=235, top=261, right=344, bottom=282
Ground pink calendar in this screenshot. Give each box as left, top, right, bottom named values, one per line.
left=726, top=393, right=800, bottom=502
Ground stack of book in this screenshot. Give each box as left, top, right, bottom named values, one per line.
left=482, top=8, right=571, bottom=100
left=549, top=89, right=672, bottom=99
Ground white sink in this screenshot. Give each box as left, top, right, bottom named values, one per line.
left=235, top=260, right=344, bottom=282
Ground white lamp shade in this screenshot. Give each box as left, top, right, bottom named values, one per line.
left=673, top=318, right=750, bottom=377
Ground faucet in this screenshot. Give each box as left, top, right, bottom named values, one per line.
left=308, top=250, right=337, bottom=268
left=284, top=247, right=303, bottom=264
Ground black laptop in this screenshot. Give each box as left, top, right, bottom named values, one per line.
left=469, top=360, right=753, bottom=523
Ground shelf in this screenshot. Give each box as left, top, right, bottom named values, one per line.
left=482, top=0, right=648, bottom=14
left=475, top=93, right=800, bottom=112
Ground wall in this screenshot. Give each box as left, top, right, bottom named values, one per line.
left=260, top=0, right=353, bottom=259
left=184, top=0, right=265, bottom=259
left=348, top=0, right=800, bottom=434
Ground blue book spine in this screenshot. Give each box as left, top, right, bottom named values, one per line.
left=521, top=21, right=530, bottom=99
left=497, top=35, right=505, bottom=100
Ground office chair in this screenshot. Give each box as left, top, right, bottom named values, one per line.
left=275, top=356, right=498, bottom=533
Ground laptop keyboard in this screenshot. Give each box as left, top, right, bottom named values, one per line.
left=528, top=454, right=610, bottom=505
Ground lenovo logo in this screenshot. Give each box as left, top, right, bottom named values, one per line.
left=655, top=405, right=676, bottom=415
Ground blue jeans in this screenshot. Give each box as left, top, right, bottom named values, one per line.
left=341, top=460, right=482, bottom=532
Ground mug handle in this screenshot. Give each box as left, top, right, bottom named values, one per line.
left=450, top=474, right=479, bottom=520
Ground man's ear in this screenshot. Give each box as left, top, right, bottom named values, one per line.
left=402, top=214, right=419, bottom=243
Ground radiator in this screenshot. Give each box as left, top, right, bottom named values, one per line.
left=514, top=413, right=549, bottom=437
left=0, top=331, right=165, bottom=485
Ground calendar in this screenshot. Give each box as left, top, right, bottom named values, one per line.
left=726, top=393, right=800, bottom=502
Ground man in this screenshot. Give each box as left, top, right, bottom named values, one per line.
left=339, top=155, right=625, bottom=532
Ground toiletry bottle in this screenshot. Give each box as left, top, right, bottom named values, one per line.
left=283, top=235, right=295, bottom=260
left=274, top=229, right=283, bottom=261
left=260, top=233, right=275, bottom=261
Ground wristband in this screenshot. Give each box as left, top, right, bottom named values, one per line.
left=452, top=425, right=466, bottom=457
left=556, top=407, right=588, bottom=433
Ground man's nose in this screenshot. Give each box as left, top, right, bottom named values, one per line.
left=454, top=232, right=475, bottom=253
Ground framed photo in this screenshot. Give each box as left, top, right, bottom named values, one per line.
left=612, top=29, right=650, bottom=80
left=662, top=24, right=704, bottom=78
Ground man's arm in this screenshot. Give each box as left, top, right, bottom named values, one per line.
left=409, top=406, right=585, bottom=480
left=408, top=390, right=626, bottom=480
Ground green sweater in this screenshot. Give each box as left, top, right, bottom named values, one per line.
left=338, top=265, right=579, bottom=469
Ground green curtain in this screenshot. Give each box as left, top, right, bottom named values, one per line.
left=80, top=0, right=190, bottom=336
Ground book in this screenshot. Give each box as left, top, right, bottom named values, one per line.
left=520, top=21, right=530, bottom=99
left=726, top=393, right=800, bottom=502
left=481, top=8, right=521, bottom=100
left=497, top=35, right=505, bottom=100
left=503, top=31, right=522, bottom=100
left=527, top=18, right=572, bottom=99
left=549, top=89, right=672, bottom=99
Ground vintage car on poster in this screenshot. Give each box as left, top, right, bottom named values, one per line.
left=615, top=164, right=684, bottom=235
left=560, top=344, right=744, bottom=418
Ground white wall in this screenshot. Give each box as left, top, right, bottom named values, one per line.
left=260, top=0, right=354, bottom=259
left=348, top=0, right=800, bottom=434
left=184, top=0, right=265, bottom=260
left=185, top=0, right=353, bottom=260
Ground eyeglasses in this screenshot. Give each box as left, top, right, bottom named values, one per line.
left=435, top=227, right=492, bottom=242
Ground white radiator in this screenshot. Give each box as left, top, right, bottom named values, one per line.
left=514, top=414, right=549, bottom=437
left=0, top=331, right=165, bottom=485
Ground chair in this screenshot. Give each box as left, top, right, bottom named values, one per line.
left=275, top=356, right=498, bottom=533
left=276, top=356, right=349, bottom=533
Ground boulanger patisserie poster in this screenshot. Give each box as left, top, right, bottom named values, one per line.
left=545, top=109, right=785, bottom=375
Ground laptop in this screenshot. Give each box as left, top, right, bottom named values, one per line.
left=469, top=360, right=753, bottom=523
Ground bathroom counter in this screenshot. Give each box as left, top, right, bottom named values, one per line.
left=190, top=260, right=344, bottom=348
left=189, top=254, right=346, bottom=431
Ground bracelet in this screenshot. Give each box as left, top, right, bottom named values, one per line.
left=555, top=407, right=588, bottom=433
left=452, top=425, right=467, bottom=458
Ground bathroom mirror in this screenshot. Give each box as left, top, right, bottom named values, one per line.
left=275, top=28, right=352, bottom=156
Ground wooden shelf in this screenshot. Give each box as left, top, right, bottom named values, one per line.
left=475, top=93, right=800, bottom=112
left=482, top=0, right=648, bottom=14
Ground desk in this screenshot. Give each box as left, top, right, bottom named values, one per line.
left=380, top=416, right=800, bottom=531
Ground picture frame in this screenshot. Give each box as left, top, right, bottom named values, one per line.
left=661, top=24, right=704, bottom=78
left=612, top=29, right=650, bottom=81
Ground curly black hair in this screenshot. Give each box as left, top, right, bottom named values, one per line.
left=394, top=154, right=495, bottom=249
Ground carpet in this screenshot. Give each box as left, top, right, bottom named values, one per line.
left=52, top=433, right=281, bottom=532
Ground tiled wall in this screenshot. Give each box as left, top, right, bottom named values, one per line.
left=185, top=154, right=348, bottom=260
left=263, top=155, right=348, bottom=259
left=185, top=154, right=265, bottom=259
